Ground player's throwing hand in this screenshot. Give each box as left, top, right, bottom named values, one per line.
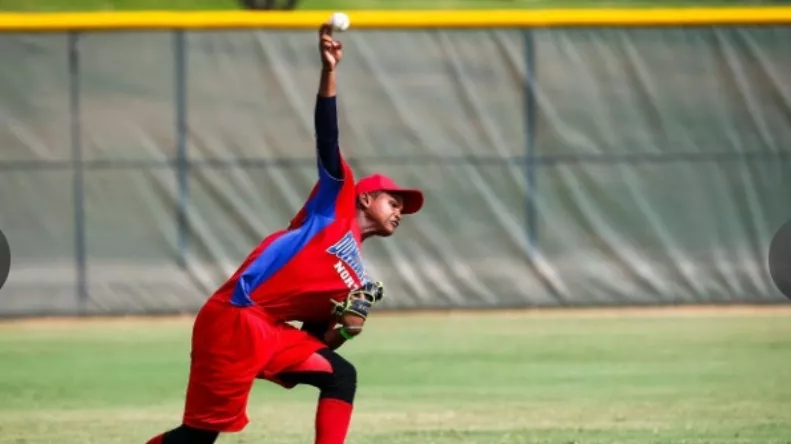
left=319, top=23, right=343, bottom=71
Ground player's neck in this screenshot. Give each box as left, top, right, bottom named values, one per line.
left=356, top=211, right=377, bottom=242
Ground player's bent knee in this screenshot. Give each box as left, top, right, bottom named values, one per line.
left=162, top=425, right=219, bottom=444
left=320, top=349, right=357, bottom=404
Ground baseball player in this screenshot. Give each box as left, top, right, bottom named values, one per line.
left=144, top=22, right=424, bottom=444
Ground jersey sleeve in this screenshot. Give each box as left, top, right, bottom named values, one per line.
left=288, top=96, right=356, bottom=229
left=231, top=218, right=336, bottom=307
left=315, top=96, right=342, bottom=181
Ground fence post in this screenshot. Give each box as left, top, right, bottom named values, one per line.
left=69, top=31, right=87, bottom=314
left=175, top=30, right=189, bottom=268
left=523, top=28, right=538, bottom=258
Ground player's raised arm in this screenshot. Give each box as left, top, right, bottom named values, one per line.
left=286, top=23, right=348, bottom=228
left=315, top=23, right=343, bottom=181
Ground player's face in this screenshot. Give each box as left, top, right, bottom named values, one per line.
left=366, top=192, right=405, bottom=237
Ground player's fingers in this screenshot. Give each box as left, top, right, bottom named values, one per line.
left=320, top=36, right=332, bottom=45
left=323, top=41, right=343, bottom=53
left=319, top=23, right=333, bottom=36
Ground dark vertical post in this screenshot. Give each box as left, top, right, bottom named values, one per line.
left=524, top=29, right=538, bottom=257
left=69, top=32, right=88, bottom=314
left=175, top=30, right=189, bottom=268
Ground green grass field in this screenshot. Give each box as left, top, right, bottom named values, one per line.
left=0, top=0, right=779, bottom=11
left=1, top=307, right=790, bottom=444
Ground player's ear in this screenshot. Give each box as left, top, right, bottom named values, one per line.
left=358, top=193, right=373, bottom=209
left=357, top=191, right=382, bottom=211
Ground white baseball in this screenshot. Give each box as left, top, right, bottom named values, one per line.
left=330, top=12, right=350, bottom=32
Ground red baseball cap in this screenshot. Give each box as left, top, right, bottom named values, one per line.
left=356, top=173, right=424, bottom=215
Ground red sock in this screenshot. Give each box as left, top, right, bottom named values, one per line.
left=315, top=398, right=354, bottom=444
left=145, top=434, right=164, bottom=444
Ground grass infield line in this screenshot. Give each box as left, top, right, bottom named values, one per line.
left=1, top=303, right=789, bottom=329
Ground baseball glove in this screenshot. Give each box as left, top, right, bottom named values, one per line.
left=331, top=281, right=385, bottom=321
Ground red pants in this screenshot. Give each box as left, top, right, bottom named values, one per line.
left=182, top=299, right=326, bottom=432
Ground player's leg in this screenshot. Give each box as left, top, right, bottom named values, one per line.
left=146, top=425, right=218, bottom=444
left=274, top=348, right=358, bottom=444
left=145, top=300, right=271, bottom=443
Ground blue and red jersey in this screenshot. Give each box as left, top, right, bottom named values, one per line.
left=209, top=96, right=369, bottom=324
